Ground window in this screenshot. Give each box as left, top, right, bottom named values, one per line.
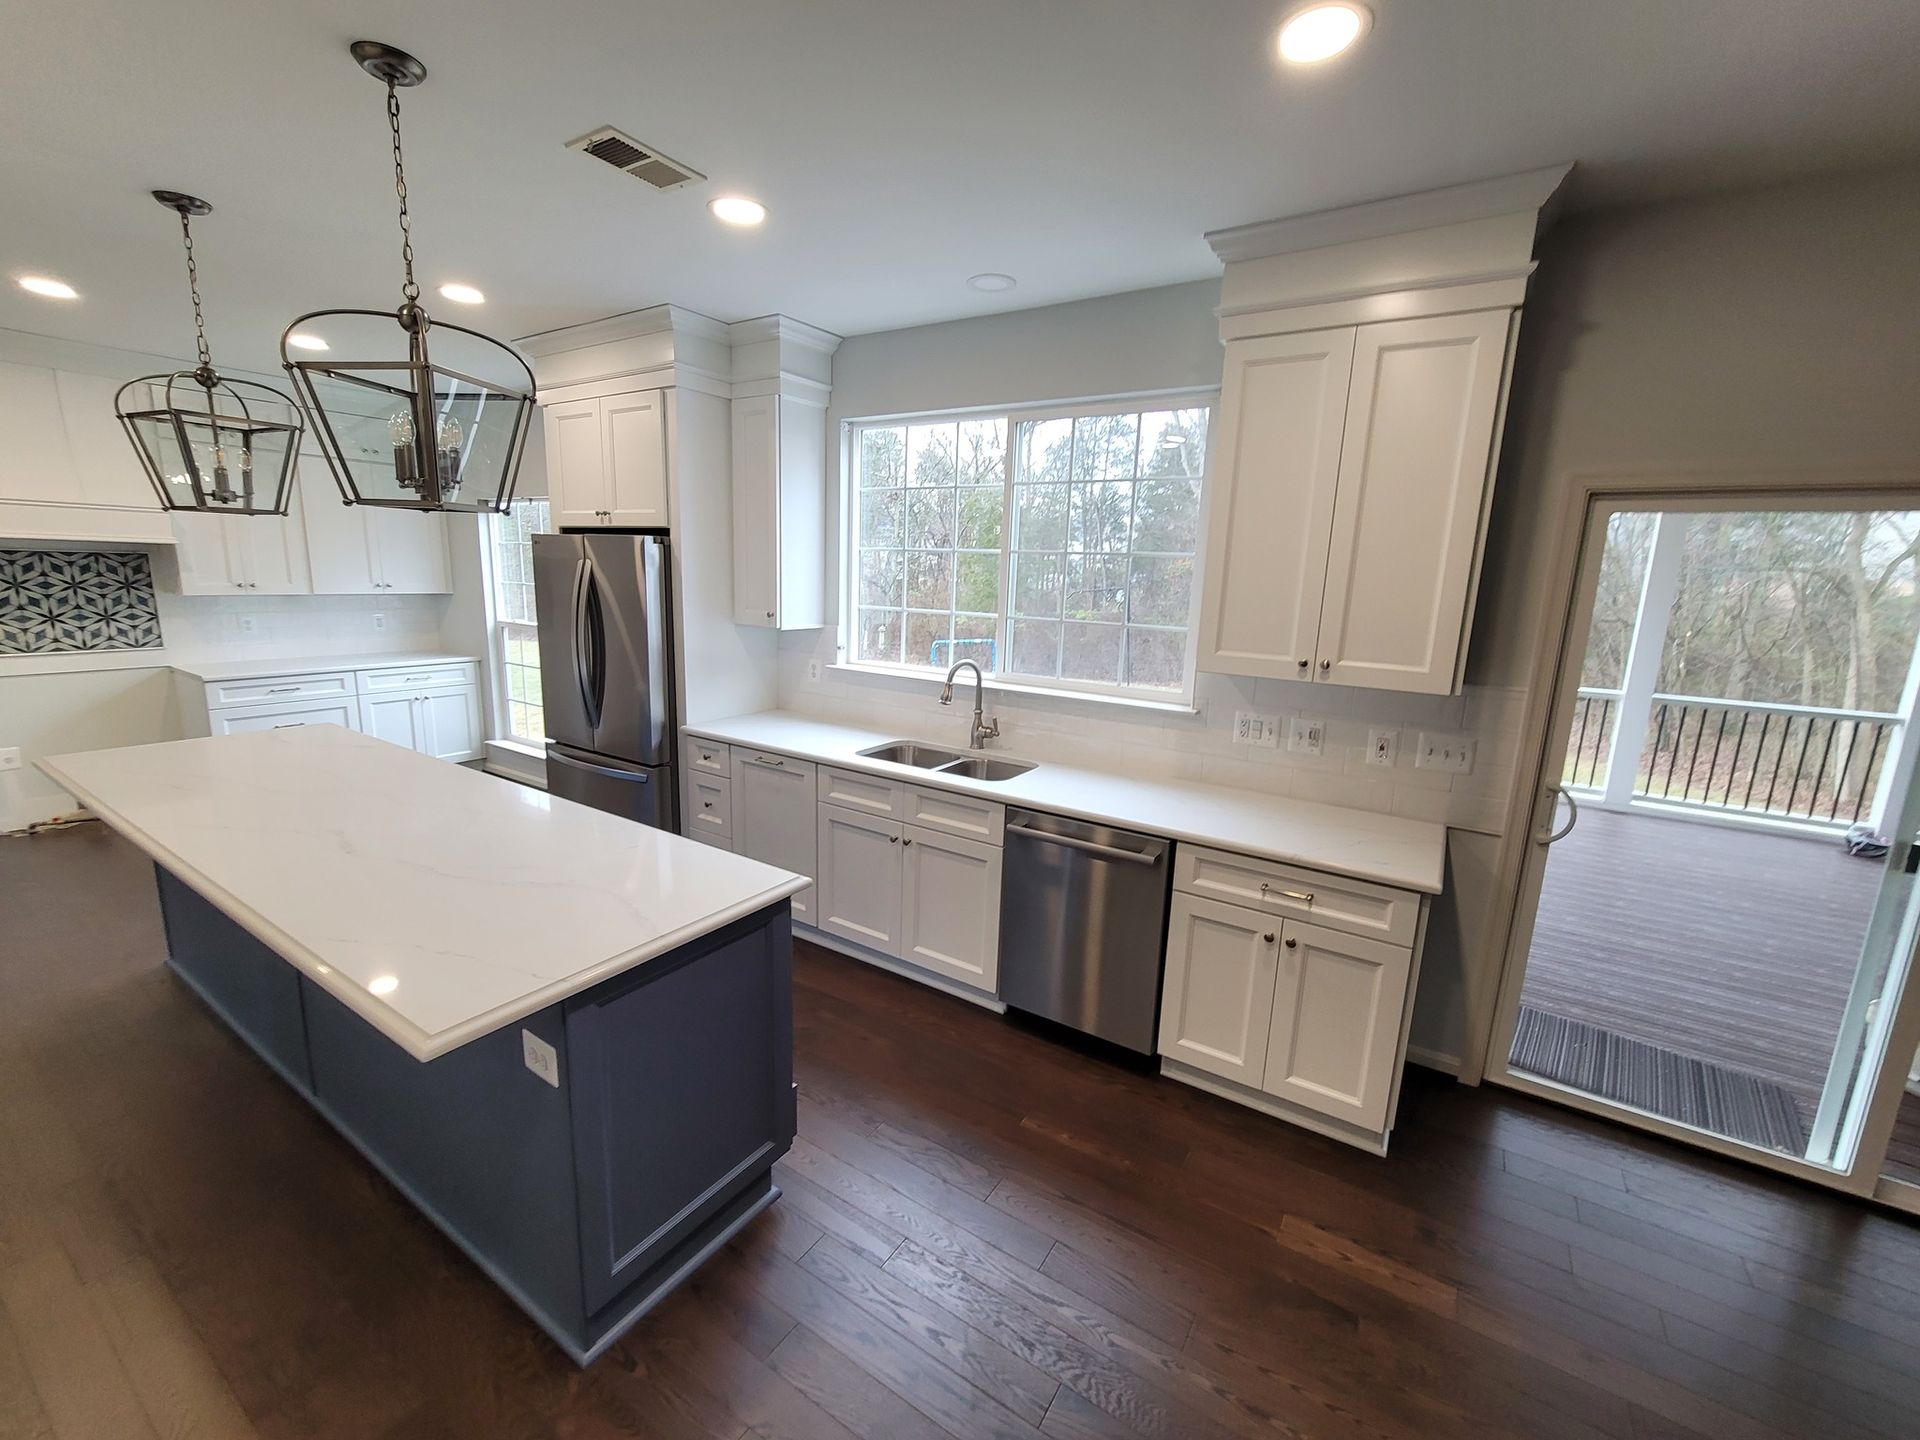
left=488, top=497, right=549, bottom=743
left=848, top=399, right=1210, bottom=702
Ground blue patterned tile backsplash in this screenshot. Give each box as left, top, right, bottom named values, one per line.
left=0, top=549, right=163, bottom=654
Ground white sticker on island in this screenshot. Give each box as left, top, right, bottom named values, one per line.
left=522, top=1029, right=560, bottom=1088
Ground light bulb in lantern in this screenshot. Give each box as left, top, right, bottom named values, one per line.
left=436, top=414, right=465, bottom=495
left=389, top=410, right=418, bottom=488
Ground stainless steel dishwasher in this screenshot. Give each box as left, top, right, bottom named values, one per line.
left=998, top=809, right=1172, bottom=1054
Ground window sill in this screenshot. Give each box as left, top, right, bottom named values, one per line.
left=825, top=662, right=1198, bottom=716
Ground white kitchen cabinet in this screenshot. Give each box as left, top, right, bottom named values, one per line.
left=359, top=688, right=481, bottom=762
left=360, top=691, right=423, bottom=749
left=815, top=803, right=903, bottom=953
left=1159, top=892, right=1280, bottom=1089
left=300, top=463, right=451, bottom=594
left=541, top=391, right=667, bottom=530
left=900, top=825, right=1002, bottom=992
left=683, top=770, right=733, bottom=849
left=0, top=362, right=174, bottom=544
left=1196, top=309, right=1512, bottom=695
left=210, top=697, right=361, bottom=736
left=1196, top=329, right=1353, bottom=680
left=1262, top=919, right=1411, bottom=1134
left=731, top=749, right=818, bottom=923
left=731, top=391, right=826, bottom=629
left=169, top=487, right=312, bottom=595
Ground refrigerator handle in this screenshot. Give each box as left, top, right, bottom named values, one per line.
left=571, top=558, right=598, bottom=729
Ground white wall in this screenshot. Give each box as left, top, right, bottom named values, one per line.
left=776, top=280, right=1527, bottom=838
left=1426, top=163, right=1920, bottom=1072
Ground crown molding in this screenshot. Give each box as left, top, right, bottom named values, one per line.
left=514, top=303, right=729, bottom=359
left=726, top=314, right=842, bottom=356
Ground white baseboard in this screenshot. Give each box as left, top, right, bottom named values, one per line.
left=1406, top=1044, right=1462, bottom=1076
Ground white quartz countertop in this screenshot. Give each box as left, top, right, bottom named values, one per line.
left=38, top=726, right=807, bottom=1060
left=171, top=652, right=480, bottom=682
left=684, top=711, right=1447, bottom=895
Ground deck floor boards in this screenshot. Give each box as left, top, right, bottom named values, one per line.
left=4, top=823, right=1920, bottom=1439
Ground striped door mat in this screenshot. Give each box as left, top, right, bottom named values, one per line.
left=1510, top=1006, right=1808, bottom=1154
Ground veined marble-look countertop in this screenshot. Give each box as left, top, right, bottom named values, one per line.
left=170, top=652, right=479, bottom=682
left=38, top=726, right=806, bottom=1060
left=684, top=711, right=1447, bottom=895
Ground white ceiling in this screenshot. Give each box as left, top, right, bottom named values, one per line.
left=3, top=0, right=1918, bottom=372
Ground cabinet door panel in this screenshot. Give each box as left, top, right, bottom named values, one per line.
left=210, top=699, right=360, bottom=735
left=360, top=693, right=421, bottom=750
left=0, top=362, right=76, bottom=503
left=1196, top=330, right=1354, bottom=680
left=56, top=370, right=157, bottom=509
left=300, top=462, right=382, bottom=593
left=603, top=392, right=668, bottom=528
left=1264, top=921, right=1411, bottom=1132
left=417, top=687, right=482, bottom=761
left=170, top=512, right=244, bottom=593
left=900, top=826, right=1001, bottom=993
left=731, top=395, right=779, bottom=625
left=368, top=508, right=451, bottom=593
left=815, top=804, right=902, bottom=954
left=1316, top=310, right=1509, bottom=694
left=543, top=399, right=609, bottom=528
left=731, top=751, right=817, bottom=923
left=240, top=486, right=313, bottom=595
left=1157, top=893, right=1278, bottom=1088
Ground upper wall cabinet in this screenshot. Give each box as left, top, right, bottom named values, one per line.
left=300, top=462, right=451, bottom=594
left=1198, top=164, right=1570, bottom=696
left=1197, top=309, right=1513, bottom=694
left=731, top=391, right=826, bottom=629
left=0, top=361, right=174, bottom=545
left=541, top=390, right=668, bottom=530
left=170, top=482, right=313, bottom=595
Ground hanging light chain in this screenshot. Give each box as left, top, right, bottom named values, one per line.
left=178, top=211, right=213, bottom=376
left=386, top=80, right=420, bottom=305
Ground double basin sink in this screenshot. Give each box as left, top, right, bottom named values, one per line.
left=857, top=741, right=1036, bottom=783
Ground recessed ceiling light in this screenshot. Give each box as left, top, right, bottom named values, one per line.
left=18, top=275, right=79, bottom=300
left=709, top=195, right=767, bottom=227
left=1276, top=2, right=1370, bottom=64
left=438, top=282, right=485, bottom=304
left=966, top=273, right=1017, bottom=293
left=286, top=332, right=329, bottom=351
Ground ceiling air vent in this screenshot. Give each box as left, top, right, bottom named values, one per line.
left=566, top=127, right=705, bottom=192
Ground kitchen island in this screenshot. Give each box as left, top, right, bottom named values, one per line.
left=37, top=725, right=809, bottom=1365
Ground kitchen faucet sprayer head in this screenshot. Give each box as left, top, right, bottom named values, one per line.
left=939, top=684, right=953, bottom=705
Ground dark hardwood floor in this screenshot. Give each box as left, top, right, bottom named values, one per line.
left=5, top=824, right=1920, bottom=1439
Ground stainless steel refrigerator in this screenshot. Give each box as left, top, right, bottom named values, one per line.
left=532, top=532, right=677, bottom=829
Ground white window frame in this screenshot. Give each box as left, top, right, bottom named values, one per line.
left=483, top=496, right=549, bottom=747
left=839, top=389, right=1216, bottom=710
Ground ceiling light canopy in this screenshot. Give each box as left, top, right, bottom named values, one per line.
left=115, top=191, right=304, bottom=516
left=966, top=272, right=1017, bottom=293
left=709, top=195, right=766, bottom=227
left=438, top=282, right=485, bottom=304
left=19, top=275, right=79, bottom=300
left=1276, top=2, right=1371, bottom=64
left=282, top=41, right=534, bottom=515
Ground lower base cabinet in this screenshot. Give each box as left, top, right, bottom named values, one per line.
left=188, top=660, right=484, bottom=765
left=361, top=688, right=483, bottom=762
left=1159, top=847, right=1421, bottom=1144
left=210, top=697, right=361, bottom=736
left=816, top=803, right=903, bottom=953
left=731, top=751, right=818, bottom=925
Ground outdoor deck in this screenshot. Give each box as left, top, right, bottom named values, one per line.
left=1513, top=805, right=1891, bottom=1154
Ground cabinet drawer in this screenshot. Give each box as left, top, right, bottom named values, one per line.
left=908, top=785, right=1004, bottom=846
left=1173, top=844, right=1418, bottom=947
left=358, top=661, right=478, bottom=695
left=736, top=749, right=816, bottom=787
left=204, top=671, right=354, bottom=710
left=684, top=771, right=733, bottom=847
left=210, top=698, right=360, bottom=735
left=685, top=738, right=731, bottom=776
left=820, top=766, right=903, bottom=817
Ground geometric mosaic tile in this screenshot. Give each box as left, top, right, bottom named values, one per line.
left=0, top=548, right=162, bottom=654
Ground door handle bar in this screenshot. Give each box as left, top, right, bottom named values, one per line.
left=1006, top=822, right=1162, bottom=866
left=1538, top=785, right=1579, bottom=845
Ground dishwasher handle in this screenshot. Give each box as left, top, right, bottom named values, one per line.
left=1006, top=821, right=1163, bottom=867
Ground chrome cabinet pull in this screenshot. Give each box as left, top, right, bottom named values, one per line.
left=1257, top=881, right=1314, bottom=904
left=1296, top=658, right=1308, bottom=671
left=1263, top=932, right=1275, bottom=943
left=903, top=838, right=914, bottom=846
left=1284, top=937, right=1298, bottom=949
left=267, top=686, right=299, bottom=694
left=747, top=754, right=786, bottom=769
left=1319, top=659, right=1330, bottom=672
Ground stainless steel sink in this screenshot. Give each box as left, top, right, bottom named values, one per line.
left=934, top=756, right=1037, bottom=782
left=857, top=741, right=965, bottom=769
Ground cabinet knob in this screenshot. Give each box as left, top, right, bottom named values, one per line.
left=1319, top=659, right=1330, bottom=672
left=1285, top=937, right=1298, bottom=949
left=702, top=800, right=713, bottom=809
left=1296, top=658, right=1308, bottom=671
left=903, top=838, right=913, bottom=846
left=766, top=610, right=776, bottom=620
left=888, top=835, right=899, bottom=844
left=1263, top=932, right=1275, bottom=943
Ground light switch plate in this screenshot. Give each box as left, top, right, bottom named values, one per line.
left=1233, top=711, right=1279, bottom=748
left=0, top=747, right=20, bottom=773
left=1415, top=732, right=1476, bottom=774
left=521, top=1029, right=560, bottom=1087
left=372, top=612, right=387, bottom=632
left=1367, top=727, right=1399, bottom=767
left=1287, top=717, right=1325, bottom=757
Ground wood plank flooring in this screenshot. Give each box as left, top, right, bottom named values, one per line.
left=6, top=823, right=1920, bottom=1439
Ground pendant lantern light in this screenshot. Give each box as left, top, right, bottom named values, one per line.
left=115, top=192, right=304, bottom=515
left=281, top=41, right=534, bottom=514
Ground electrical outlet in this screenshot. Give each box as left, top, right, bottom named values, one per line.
left=807, top=658, right=823, bottom=683
left=521, top=1029, right=560, bottom=1088
left=1287, top=716, right=1325, bottom=757
left=238, top=615, right=257, bottom=635
left=1367, top=727, right=1399, bottom=767
left=1234, top=711, right=1279, bottom=748
left=0, top=747, right=21, bottom=773
left=1415, top=732, right=1477, bottom=774
left=372, top=611, right=387, bottom=632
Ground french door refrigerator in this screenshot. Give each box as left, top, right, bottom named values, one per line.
left=532, top=532, right=677, bottom=830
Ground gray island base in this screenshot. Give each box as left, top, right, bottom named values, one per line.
left=154, top=865, right=796, bottom=1366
